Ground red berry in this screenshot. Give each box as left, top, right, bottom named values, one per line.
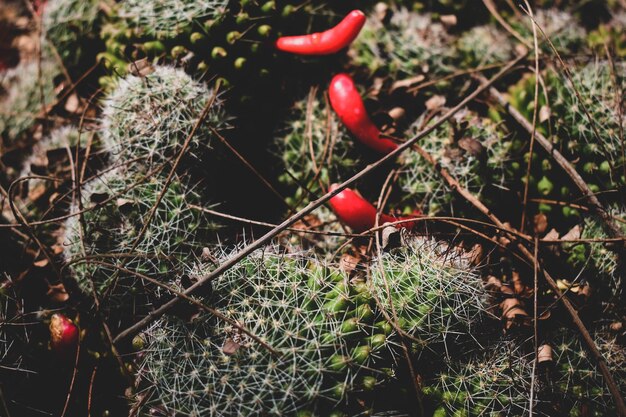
left=49, top=313, right=79, bottom=355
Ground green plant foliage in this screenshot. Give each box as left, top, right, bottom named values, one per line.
left=553, top=328, right=626, bottom=417
left=588, top=12, right=626, bottom=58
left=118, top=0, right=228, bottom=40
left=423, top=338, right=536, bottom=417
left=370, top=237, right=487, bottom=354
left=396, top=109, right=511, bottom=216
left=350, top=5, right=455, bottom=77
left=134, top=246, right=394, bottom=416
left=514, top=9, right=586, bottom=53
left=551, top=61, right=626, bottom=189
left=457, top=25, right=514, bottom=66
left=42, top=0, right=102, bottom=68
left=63, top=167, right=213, bottom=303
left=504, top=61, right=626, bottom=221
left=565, top=207, right=625, bottom=305
left=101, top=65, right=226, bottom=165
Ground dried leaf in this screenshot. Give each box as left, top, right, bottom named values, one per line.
left=64, top=94, right=80, bottom=114
left=33, top=258, right=49, bottom=268
left=539, top=105, right=551, bottom=123
left=128, top=58, right=153, bottom=77
left=425, top=95, right=446, bottom=111
left=47, top=282, right=69, bottom=303
left=340, top=253, right=361, bottom=274
left=222, top=338, right=242, bottom=356
left=388, top=107, right=405, bottom=121
left=561, top=224, right=581, bottom=241
left=440, top=14, right=457, bottom=27
left=381, top=225, right=401, bottom=251
left=537, top=344, right=553, bottom=363
left=458, top=137, right=484, bottom=157
left=533, top=213, right=548, bottom=235
left=391, top=74, right=425, bottom=92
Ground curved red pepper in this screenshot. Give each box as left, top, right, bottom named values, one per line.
left=328, top=73, right=398, bottom=154
left=328, top=184, right=418, bottom=232
left=275, top=10, right=366, bottom=55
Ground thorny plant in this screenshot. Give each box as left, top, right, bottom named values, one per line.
left=370, top=236, right=488, bottom=356
left=1, top=1, right=624, bottom=412
left=134, top=246, right=395, bottom=416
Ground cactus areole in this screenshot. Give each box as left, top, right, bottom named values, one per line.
left=275, top=10, right=366, bottom=55
left=328, top=73, right=398, bottom=154
left=328, top=184, right=417, bottom=232
left=49, top=314, right=79, bottom=354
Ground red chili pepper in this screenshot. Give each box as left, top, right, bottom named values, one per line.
left=328, top=73, right=398, bottom=154
left=49, top=313, right=79, bottom=355
left=275, top=10, right=366, bottom=55
left=328, top=184, right=419, bottom=232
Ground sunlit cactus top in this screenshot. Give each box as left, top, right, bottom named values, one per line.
left=101, top=65, right=227, bottom=166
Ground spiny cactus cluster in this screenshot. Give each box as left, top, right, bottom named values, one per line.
left=565, top=206, right=625, bottom=305
left=552, top=328, right=626, bottom=417
left=514, top=9, right=586, bottom=53
left=64, top=167, right=210, bottom=295
left=370, top=236, right=488, bottom=355
left=42, top=0, right=103, bottom=70
left=101, top=65, right=227, bottom=165
left=134, top=247, right=395, bottom=416
left=0, top=58, right=61, bottom=149
left=274, top=87, right=362, bottom=209
left=423, top=338, right=537, bottom=417
left=457, top=25, right=515, bottom=67
left=551, top=61, right=626, bottom=191
left=588, top=11, right=626, bottom=57
left=99, top=0, right=340, bottom=90
left=505, top=60, right=626, bottom=222
left=350, top=5, right=454, bottom=77
left=64, top=66, right=223, bottom=317
left=396, top=109, right=511, bottom=216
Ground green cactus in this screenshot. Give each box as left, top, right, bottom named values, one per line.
left=0, top=58, right=62, bottom=149
left=588, top=12, right=626, bottom=58
left=101, top=66, right=227, bottom=165
left=99, top=0, right=339, bottom=89
left=514, top=9, right=586, bottom=53
left=369, top=237, right=488, bottom=355
left=134, top=247, right=395, bottom=416
left=565, top=207, right=625, bottom=305
left=350, top=5, right=455, bottom=78
left=396, top=109, right=511, bottom=216
left=42, top=0, right=103, bottom=69
left=423, top=338, right=537, bottom=417
left=457, top=25, right=514, bottom=67
left=552, top=328, right=626, bottom=417
left=63, top=166, right=214, bottom=301
left=274, top=88, right=362, bottom=209
left=551, top=61, right=626, bottom=191
left=504, top=61, right=626, bottom=223
left=117, top=0, right=228, bottom=40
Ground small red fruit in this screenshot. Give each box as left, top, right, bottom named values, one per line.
left=328, top=184, right=418, bottom=232
left=328, top=74, right=398, bottom=154
left=49, top=313, right=79, bottom=354
left=275, top=10, right=366, bottom=55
